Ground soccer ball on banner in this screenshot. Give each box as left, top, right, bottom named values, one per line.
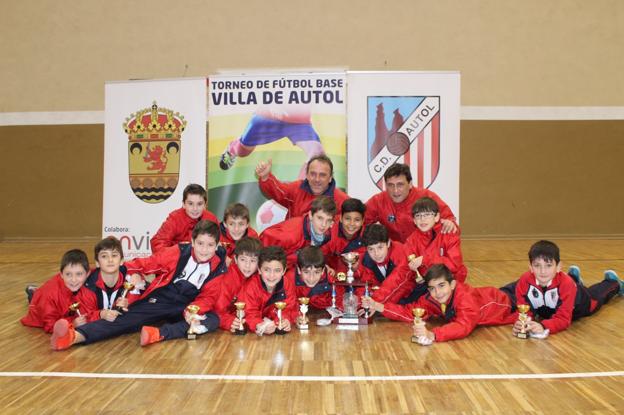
left=255, top=200, right=288, bottom=232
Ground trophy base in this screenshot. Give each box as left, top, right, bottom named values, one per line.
left=336, top=315, right=372, bottom=325
left=298, top=324, right=309, bottom=330
left=187, top=333, right=197, bottom=340
left=411, top=335, right=420, bottom=343
left=515, top=332, right=529, bottom=339
left=275, top=328, right=287, bottom=335
left=234, top=328, right=247, bottom=336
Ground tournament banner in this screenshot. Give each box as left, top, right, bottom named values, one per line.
left=346, top=71, right=460, bottom=220
left=208, top=72, right=346, bottom=231
left=103, top=78, right=207, bottom=257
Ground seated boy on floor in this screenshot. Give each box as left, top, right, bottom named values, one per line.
left=21, top=249, right=98, bottom=333
left=219, top=203, right=259, bottom=263
left=236, top=246, right=297, bottom=336
left=150, top=183, right=219, bottom=253
left=260, top=196, right=335, bottom=266
left=506, top=240, right=623, bottom=339
left=51, top=220, right=228, bottom=350
left=83, top=236, right=128, bottom=322
left=363, top=264, right=516, bottom=345
left=214, top=236, right=263, bottom=333
left=322, top=198, right=367, bottom=276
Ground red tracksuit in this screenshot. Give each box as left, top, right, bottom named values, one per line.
left=219, top=222, right=259, bottom=259
left=258, top=173, right=349, bottom=219
left=364, top=187, right=456, bottom=243
left=150, top=207, right=219, bottom=253
left=321, top=222, right=366, bottom=274
left=383, top=282, right=516, bottom=342
left=21, top=273, right=99, bottom=333
left=212, top=262, right=256, bottom=330
left=287, top=268, right=334, bottom=310
left=84, top=267, right=127, bottom=312
left=260, top=215, right=330, bottom=266
left=404, top=223, right=467, bottom=282
left=236, top=274, right=298, bottom=332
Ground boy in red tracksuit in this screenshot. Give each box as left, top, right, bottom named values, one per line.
left=322, top=198, right=367, bottom=276
left=357, top=224, right=414, bottom=305
left=260, top=196, right=335, bottom=266
left=506, top=240, right=623, bottom=339
left=288, top=246, right=335, bottom=313
left=236, top=246, right=297, bottom=336
left=150, top=183, right=219, bottom=253
left=21, top=249, right=98, bottom=333
left=219, top=203, right=259, bottom=261
left=364, top=163, right=457, bottom=242
left=256, top=154, right=349, bottom=220
left=214, top=237, right=263, bottom=332
left=51, top=220, right=227, bottom=350
left=363, top=264, right=516, bottom=344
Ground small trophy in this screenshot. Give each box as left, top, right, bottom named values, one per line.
left=336, top=272, right=347, bottom=282
left=114, top=281, right=135, bottom=313
left=234, top=301, right=246, bottom=335
left=410, top=307, right=426, bottom=343
left=274, top=301, right=287, bottom=335
left=340, top=252, right=360, bottom=284
left=69, top=302, right=82, bottom=317
left=363, top=282, right=370, bottom=318
left=298, top=297, right=310, bottom=330
left=331, top=282, right=337, bottom=308
left=515, top=304, right=531, bottom=339
left=186, top=304, right=201, bottom=340
left=407, top=254, right=424, bottom=283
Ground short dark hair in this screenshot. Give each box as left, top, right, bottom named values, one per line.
left=310, top=196, right=337, bottom=216
left=383, top=163, right=412, bottom=183
left=341, top=198, right=365, bottom=216
left=528, top=240, right=560, bottom=264
left=192, top=220, right=220, bottom=241
left=306, top=154, right=333, bottom=176
left=424, top=264, right=455, bottom=285
left=411, top=197, right=440, bottom=216
left=297, top=246, right=326, bottom=269
left=94, top=236, right=124, bottom=260
left=183, top=183, right=207, bottom=203
left=258, top=245, right=287, bottom=269
left=362, top=224, right=389, bottom=246
left=224, top=202, right=250, bottom=222
left=60, top=249, right=89, bottom=273
left=234, top=237, right=262, bottom=258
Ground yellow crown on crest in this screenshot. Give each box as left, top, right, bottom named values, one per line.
left=123, top=101, right=187, bottom=141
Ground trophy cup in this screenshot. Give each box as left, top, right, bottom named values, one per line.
left=340, top=252, right=360, bottom=284
left=515, top=304, right=531, bottom=339
left=298, top=297, right=310, bottom=330
left=274, top=301, right=287, bottom=335
left=407, top=254, right=424, bottom=283
left=114, top=281, right=135, bottom=313
left=69, top=302, right=82, bottom=317
left=363, top=282, right=370, bottom=318
left=410, top=307, right=426, bottom=343
left=234, top=301, right=246, bottom=335
left=186, top=304, right=201, bottom=340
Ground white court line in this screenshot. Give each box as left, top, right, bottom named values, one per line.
left=0, top=371, right=622, bottom=382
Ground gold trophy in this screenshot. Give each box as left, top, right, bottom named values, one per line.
left=407, top=254, right=424, bottom=283
left=298, top=297, right=310, bottom=330
left=274, top=301, right=287, bottom=335
left=114, top=281, right=135, bottom=313
left=410, top=307, right=426, bottom=343
left=515, top=304, right=531, bottom=339
left=69, top=302, right=82, bottom=317
left=234, top=301, right=246, bottom=335
left=340, top=252, right=360, bottom=284
left=186, top=304, right=201, bottom=340
left=336, top=272, right=347, bottom=282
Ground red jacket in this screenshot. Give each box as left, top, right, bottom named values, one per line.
left=321, top=222, right=366, bottom=273
left=515, top=271, right=577, bottom=334
left=124, top=244, right=227, bottom=314
left=287, top=268, right=334, bottom=310
left=383, top=282, right=515, bottom=342
left=213, top=263, right=256, bottom=330
left=236, top=273, right=298, bottom=332
left=260, top=215, right=330, bottom=266
left=258, top=173, right=349, bottom=219
left=21, top=273, right=99, bottom=333
left=404, top=223, right=467, bottom=282
left=84, top=267, right=127, bottom=312
left=364, top=187, right=456, bottom=242
left=219, top=222, right=259, bottom=259
left=150, top=207, right=219, bottom=253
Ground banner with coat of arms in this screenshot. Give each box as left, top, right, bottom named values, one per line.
left=103, top=78, right=207, bottom=258
left=346, top=72, right=460, bottom=221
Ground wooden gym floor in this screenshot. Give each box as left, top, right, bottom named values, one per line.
left=0, top=238, right=623, bottom=414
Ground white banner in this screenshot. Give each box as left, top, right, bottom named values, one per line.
left=103, top=78, right=207, bottom=258
left=346, top=71, right=460, bottom=220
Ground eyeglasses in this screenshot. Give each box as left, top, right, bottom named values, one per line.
left=413, top=212, right=436, bottom=220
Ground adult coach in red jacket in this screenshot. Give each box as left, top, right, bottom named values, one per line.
left=364, top=163, right=457, bottom=242
left=255, top=154, right=349, bottom=219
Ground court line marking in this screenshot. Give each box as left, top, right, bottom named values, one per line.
left=0, top=371, right=622, bottom=382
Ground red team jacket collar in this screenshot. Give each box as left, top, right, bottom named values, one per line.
left=94, top=270, right=125, bottom=291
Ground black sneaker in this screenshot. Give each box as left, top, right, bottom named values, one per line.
left=219, top=150, right=236, bottom=170
left=25, top=285, right=38, bottom=303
